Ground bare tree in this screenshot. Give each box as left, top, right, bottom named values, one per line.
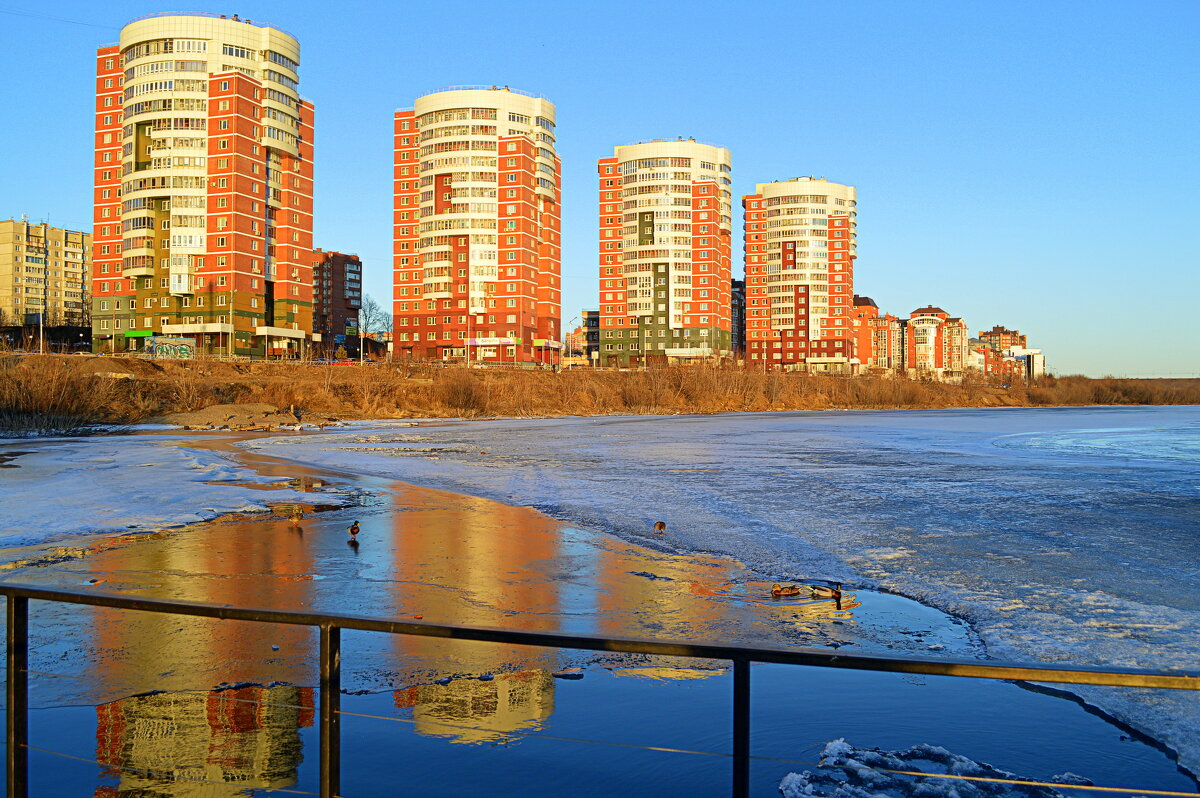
left=358, top=295, right=391, bottom=335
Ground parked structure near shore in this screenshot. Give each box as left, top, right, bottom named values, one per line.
left=91, top=13, right=314, bottom=358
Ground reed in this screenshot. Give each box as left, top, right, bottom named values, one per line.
left=0, top=357, right=135, bottom=436
left=2, top=354, right=1197, bottom=437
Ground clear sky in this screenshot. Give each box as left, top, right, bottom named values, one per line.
left=1, top=0, right=1196, bottom=376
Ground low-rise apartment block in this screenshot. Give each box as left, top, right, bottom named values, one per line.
left=903, top=306, right=969, bottom=377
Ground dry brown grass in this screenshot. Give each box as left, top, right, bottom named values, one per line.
left=0, top=357, right=138, bottom=436
left=2, top=354, right=1197, bottom=436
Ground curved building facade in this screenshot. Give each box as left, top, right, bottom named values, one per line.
left=597, top=139, right=733, bottom=366
left=92, top=13, right=314, bottom=356
left=393, top=87, right=562, bottom=363
left=742, top=177, right=856, bottom=370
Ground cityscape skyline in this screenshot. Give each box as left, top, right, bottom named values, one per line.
left=1, top=1, right=1196, bottom=375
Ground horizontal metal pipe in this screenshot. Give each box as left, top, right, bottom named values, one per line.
left=2, top=583, right=1196, bottom=691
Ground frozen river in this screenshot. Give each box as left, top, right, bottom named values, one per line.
left=248, top=406, right=1200, bottom=777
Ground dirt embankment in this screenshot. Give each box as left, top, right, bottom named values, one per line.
left=1, top=354, right=1198, bottom=436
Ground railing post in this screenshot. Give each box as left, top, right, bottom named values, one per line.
left=319, top=623, right=341, bottom=798
left=732, top=657, right=750, bottom=798
left=7, top=596, right=29, bottom=798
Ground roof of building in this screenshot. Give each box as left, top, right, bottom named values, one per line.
left=852, top=295, right=878, bottom=307
left=912, top=306, right=948, bottom=315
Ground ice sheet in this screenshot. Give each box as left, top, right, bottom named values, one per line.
left=245, top=406, right=1200, bottom=775
left=0, top=434, right=347, bottom=549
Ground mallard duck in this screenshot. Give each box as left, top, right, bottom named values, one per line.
left=288, top=512, right=303, bottom=526
left=771, top=583, right=803, bottom=597
left=653, top=521, right=667, bottom=535
left=348, top=521, right=360, bottom=537
left=810, top=584, right=843, bottom=600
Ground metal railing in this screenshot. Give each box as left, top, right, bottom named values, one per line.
left=3, top=583, right=1198, bottom=798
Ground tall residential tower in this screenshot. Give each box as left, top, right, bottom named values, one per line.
left=597, top=139, right=733, bottom=366
left=742, top=177, right=856, bottom=370
left=92, top=13, right=314, bottom=356
left=392, top=87, right=561, bottom=363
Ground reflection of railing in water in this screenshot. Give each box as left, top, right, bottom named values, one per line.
left=4, top=583, right=1199, bottom=798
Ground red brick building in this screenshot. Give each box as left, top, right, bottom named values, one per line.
left=92, top=14, right=314, bottom=357
left=310, top=249, right=361, bottom=354
left=393, top=87, right=561, bottom=363
left=977, top=325, right=1027, bottom=352
left=903, top=306, right=969, bottom=377
left=742, top=177, right=857, bottom=370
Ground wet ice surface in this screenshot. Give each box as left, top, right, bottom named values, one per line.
left=248, top=406, right=1200, bottom=776
left=0, top=432, right=351, bottom=549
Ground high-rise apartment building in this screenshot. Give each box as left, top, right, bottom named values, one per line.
left=597, top=139, right=733, bottom=366
left=742, top=177, right=857, bottom=371
left=310, top=249, right=362, bottom=353
left=392, top=87, right=561, bottom=363
left=730, top=278, right=746, bottom=357
left=92, top=13, right=314, bottom=357
left=0, top=219, right=91, bottom=327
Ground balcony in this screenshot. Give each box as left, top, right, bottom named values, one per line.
left=122, top=263, right=154, bottom=278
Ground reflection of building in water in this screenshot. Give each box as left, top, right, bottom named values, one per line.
left=388, top=486, right=562, bottom=674
left=89, top=509, right=317, bottom=698
left=387, top=486, right=563, bottom=738
left=394, top=670, right=554, bottom=744
left=94, top=685, right=313, bottom=796
left=595, top=545, right=732, bottom=642
left=85, top=496, right=320, bottom=794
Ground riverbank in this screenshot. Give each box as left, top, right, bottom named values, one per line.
left=2, top=353, right=1199, bottom=435
left=1, top=426, right=1194, bottom=795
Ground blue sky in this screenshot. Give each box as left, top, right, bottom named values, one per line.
left=2, top=0, right=1196, bottom=376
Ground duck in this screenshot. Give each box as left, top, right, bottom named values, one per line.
left=348, top=521, right=360, bottom=537
left=653, top=521, right=667, bottom=535
left=810, top=584, right=843, bottom=600
left=771, top=583, right=803, bottom=597
left=288, top=512, right=303, bottom=526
